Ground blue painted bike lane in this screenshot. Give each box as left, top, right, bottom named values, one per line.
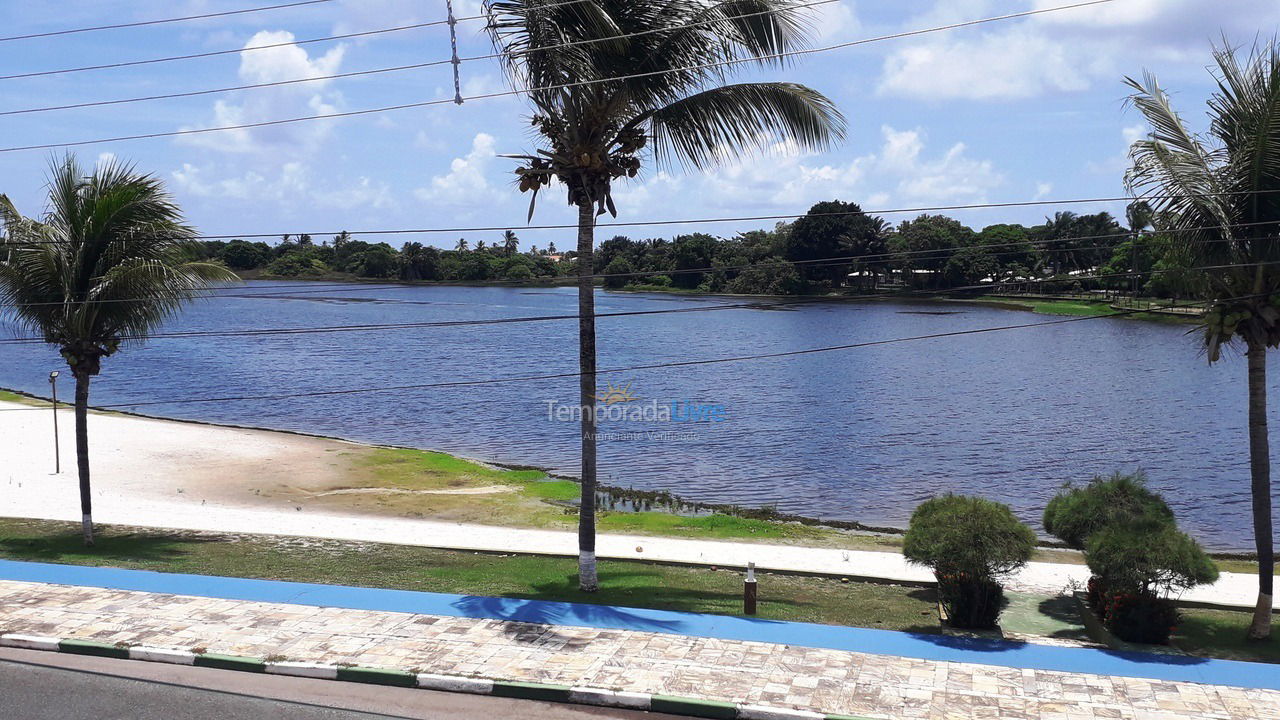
left=1, top=559, right=1276, bottom=691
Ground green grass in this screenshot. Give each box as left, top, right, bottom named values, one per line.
left=596, top=511, right=845, bottom=542
left=336, top=446, right=899, bottom=551
left=0, top=518, right=937, bottom=630
left=0, top=390, right=48, bottom=407
left=1173, top=608, right=1280, bottom=664
left=972, top=296, right=1118, bottom=317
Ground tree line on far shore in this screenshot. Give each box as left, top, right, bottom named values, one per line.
left=193, top=200, right=1186, bottom=297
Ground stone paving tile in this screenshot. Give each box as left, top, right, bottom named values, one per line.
left=0, top=580, right=1275, bottom=719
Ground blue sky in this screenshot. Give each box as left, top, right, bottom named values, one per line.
left=0, top=0, right=1275, bottom=249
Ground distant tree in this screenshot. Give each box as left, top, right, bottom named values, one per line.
left=786, top=200, right=883, bottom=289
left=455, top=238, right=469, bottom=252
left=352, top=244, right=398, bottom=278
left=502, top=230, right=520, bottom=256
left=890, top=214, right=974, bottom=286
left=399, top=242, right=442, bottom=281
left=671, top=233, right=717, bottom=289
left=220, top=239, right=272, bottom=270
left=0, top=156, right=237, bottom=545
left=602, top=257, right=633, bottom=289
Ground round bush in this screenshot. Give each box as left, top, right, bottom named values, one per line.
left=1042, top=471, right=1174, bottom=549
left=1084, top=524, right=1219, bottom=597
left=904, top=495, right=1036, bottom=578
left=904, top=495, right=1035, bottom=630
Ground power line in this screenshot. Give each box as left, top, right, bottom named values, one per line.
left=2, top=258, right=1267, bottom=345
left=0, top=0, right=1110, bottom=153
left=0, top=21, right=447, bottom=81
left=0, top=0, right=591, bottom=81
left=0, top=293, right=1227, bottom=413
left=1, top=0, right=843, bottom=116
left=0, top=59, right=454, bottom=118
left=0, top=0, right=335, bottom=43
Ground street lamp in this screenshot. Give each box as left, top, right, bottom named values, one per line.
left=49, top=371, right=60, bottom=474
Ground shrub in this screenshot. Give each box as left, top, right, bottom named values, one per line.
left=903, top=495, right=1035, bottom=629
left=1042, top=471, right=1174, bottom=549
left=1085, top=525, right=1218, bottom=644
left=1103, top=592, right=1182, bottom=644
left=1085, top=525, right=1219, bottom=597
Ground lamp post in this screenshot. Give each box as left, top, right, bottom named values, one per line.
left=49, top=371, right=60, bottom=474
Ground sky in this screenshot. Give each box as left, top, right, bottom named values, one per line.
left=0, top=0, right=1277, bottom=250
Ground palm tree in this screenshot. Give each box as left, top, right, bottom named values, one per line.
left=0, top=156, right=236, bottom=545
left=455, top=238, right=469, bottom=252
left=1126, top=41, right=1280, bottom=640
left=486, top=0, right=844, bottom=590
left=503, top=229, right=520, bottom=256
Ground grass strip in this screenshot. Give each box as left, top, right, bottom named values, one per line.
left=194, top=653, right=266, bottom=673
left=490, top=681, right=573, bottom=703
left=650, top=695, right=739, bottom=719
left=58, top=639, right=129, bottom=659
left=336, top=666, right=417, bottom=687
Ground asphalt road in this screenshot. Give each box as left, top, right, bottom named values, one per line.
left=0, top=647, right=679, bottom=720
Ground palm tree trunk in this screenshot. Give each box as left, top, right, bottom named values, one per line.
left=74, top=369, right=94, bottom=547
left=1247, top=343, right=1274, bottom=640
left=576, top=200, right=599, bottom=592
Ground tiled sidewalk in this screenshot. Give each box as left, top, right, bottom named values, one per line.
left=1, top=579, right=1276, bottom=720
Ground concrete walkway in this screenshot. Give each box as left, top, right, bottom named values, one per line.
left=1, top=567, right=1276, bottom=720
left=1, top=488, right=1272, bottom=609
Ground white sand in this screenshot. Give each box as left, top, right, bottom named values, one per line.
left=0, top=399, right=1273, bottom=609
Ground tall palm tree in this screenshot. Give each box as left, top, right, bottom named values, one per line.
left=455, top=238, right=469, bottom=252
left=0, top=156, right=236, bottom=546
left=485, top=0, right=844, bottom=590
left=1126, top=41, right=1280, bottom=640
left=503, top=229, right=520, bottom=256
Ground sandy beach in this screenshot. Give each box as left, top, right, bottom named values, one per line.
left=0, top=397, right=1273, bottom=609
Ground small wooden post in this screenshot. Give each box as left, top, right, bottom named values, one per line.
left=743, top=561, right=757, bottom=615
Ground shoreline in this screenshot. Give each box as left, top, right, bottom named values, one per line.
left=2, top=385, right=1260, bottom=562
left=233, top=273, right=1197, bottom=322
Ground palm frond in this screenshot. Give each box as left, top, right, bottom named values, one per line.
left=647, top=82, right=844, bottom=170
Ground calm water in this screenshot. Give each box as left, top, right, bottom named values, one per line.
left=1, top=281, right=1275, bottom=551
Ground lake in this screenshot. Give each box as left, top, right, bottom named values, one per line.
left=1, top=281, right=1274, bottom=552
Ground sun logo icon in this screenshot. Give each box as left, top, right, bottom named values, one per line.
left=596, top=382, right=638, bottom=405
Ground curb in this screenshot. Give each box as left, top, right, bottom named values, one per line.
left=0, top=633, right=869, bottom=720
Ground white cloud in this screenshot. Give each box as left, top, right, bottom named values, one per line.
left=171, top=162, right=394, bottom=213
left=810, top=0, right=861, bottom=42
left=178, top=31, right=346, bottom=153
left=612, top=125, right=1003, bottom=216
left=878, top=26, right=1093, bottom=100
left=413, top=132, right=504, bottom=206
left=877, top=0, right=1280, bottom=101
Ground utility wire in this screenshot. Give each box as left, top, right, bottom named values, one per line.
left=0, top=293, right=1231, bottom=413
left=0, top=0, right=1110, bottom=153
left=1, top=258, right=1269, bottom=345
left=1, top=0, right=842, bottom=116
left=0, top=0, right=335, bottom=43
left=0, top=0, right=592, bottom=81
